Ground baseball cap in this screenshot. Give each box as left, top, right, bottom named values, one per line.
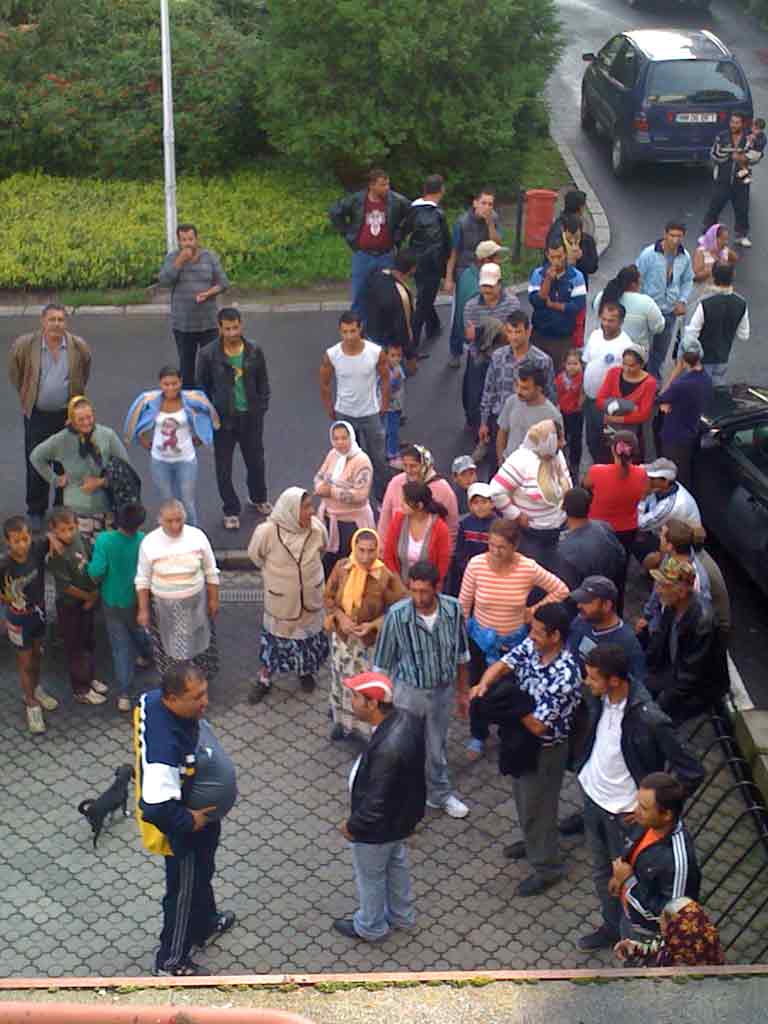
left=452, top=455, right=477, bottom=475
left=475, top=240, right=509, bottom=260
left=570, top=575, right=618, bottom=604
left=468, top=482, right=493, bottom=500
left=644, top=457, right=678, bottom=481
left=479, top=263, right=502, bottom=287
left=343, top=671, right=393, bottom=703
left=650, top=556, right=696, bottom=586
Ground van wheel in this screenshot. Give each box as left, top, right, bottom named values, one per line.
left=580, top=92, right=595, bottom=133
left=611, top=137, right=633, bottom=178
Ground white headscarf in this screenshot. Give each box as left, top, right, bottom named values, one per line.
left=269, top=487, right=314, bottom=559
left=329, top=420, right=361, bottom=480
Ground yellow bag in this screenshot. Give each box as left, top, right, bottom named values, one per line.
left=133, top=705, right=173, bottom=857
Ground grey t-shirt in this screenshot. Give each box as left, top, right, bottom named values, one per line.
left=158, top=248, right=229, bottom=332
left=185, top=719, right=238, bottom=821
left=497, top=396, right=563, bottom=458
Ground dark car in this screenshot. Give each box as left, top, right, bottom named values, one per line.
left=581, top=29, right=753, bottom=177
left=692, top=386, right=768, bottom=593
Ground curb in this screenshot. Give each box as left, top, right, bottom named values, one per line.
left=550, top=126, right=612, bottom=258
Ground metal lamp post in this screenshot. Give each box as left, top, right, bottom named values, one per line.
left=160, top=0, right=178, bottom=251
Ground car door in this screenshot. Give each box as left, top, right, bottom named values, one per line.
left=588, top=35, right=625, bottom=132
left=605, top=40, right=640, bottom=139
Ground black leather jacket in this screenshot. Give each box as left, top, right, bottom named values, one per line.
left=576, top=679, right=704, bottom=796
left=196, top=337, right=270, bottom=423
left=347, top=708, right=426, bottom=843
left=329, top=188, right=411, bottom=251
left=401, top=201, right=452, bottom=275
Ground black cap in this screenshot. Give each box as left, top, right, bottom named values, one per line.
left=570, top=575, right=618, bottom=604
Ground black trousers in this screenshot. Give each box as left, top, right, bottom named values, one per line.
left=213, top=412, right=267, bottom=515
left=174, top=328, right=219, bottom=387
left=158, top=821, right=221, bottom=970
left=24, top=406, right=67, bottom=516
left=411, top=267, right=442, bottom=348
left=704, top=180, right=750, bottom=236
left=562, top=410, right=584, bottom=482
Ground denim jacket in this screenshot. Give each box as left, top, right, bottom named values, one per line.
left=636, top=241, right=693, bottom=314
left=123, top=389, right=220, bottom=448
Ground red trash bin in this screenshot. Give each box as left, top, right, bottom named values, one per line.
left=523, top=188, right=558, bottom=249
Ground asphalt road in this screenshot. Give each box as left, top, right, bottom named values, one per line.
left=1, top=0, right=767, bottom=707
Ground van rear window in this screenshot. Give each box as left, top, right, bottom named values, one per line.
left=646, top=60, right=746, bottom=104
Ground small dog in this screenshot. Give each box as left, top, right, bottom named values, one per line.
left=78, top=764, right=134, bottom=848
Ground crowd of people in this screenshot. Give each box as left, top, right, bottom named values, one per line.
left=3, top=148, right=753, bottom=974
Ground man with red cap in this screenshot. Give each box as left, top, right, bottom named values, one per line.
left=334, top=670, right=426, bottom=942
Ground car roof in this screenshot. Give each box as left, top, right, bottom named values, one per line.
left=703, top=385, right=768, bottom=431
left=623, top=29, right=731, bottom=61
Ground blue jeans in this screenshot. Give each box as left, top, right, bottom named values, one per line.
left=104, top=608, right=153, bottom=696
left=647, top=312, right=678, bottom=382
left=151, top=457, right=199, bottom=526
left=338, top=411, right=390, bottom=503
left=394, top=681, right=453, bottom=807
left=351, top=839, right=416, bottom=940
left=704, top=362, right=729, bottom=386
left=350, top=250, right=394, bottom=323
left=383, top=410, right=401, bottom=459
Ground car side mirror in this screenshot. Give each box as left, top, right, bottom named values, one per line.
left=582, top=52, right=596, bottom=61
left=699, top=431, right=720, bottom=450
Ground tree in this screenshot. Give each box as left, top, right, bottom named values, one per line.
left=259, top=0, right=563, bottom=195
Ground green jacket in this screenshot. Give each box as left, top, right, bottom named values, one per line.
left=29, top=424, right=129, bottom=515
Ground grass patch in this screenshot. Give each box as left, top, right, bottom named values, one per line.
left=0, top=140, right=571, bottom=298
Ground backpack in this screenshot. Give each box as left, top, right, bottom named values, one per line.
left=103, top=456, right=142, bottom=515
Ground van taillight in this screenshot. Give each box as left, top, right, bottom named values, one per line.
left=718, top=111, right=728, bottom=121
left=633, top=113, right=649, bottom=131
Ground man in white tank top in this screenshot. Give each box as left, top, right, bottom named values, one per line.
left=320, top=312, right=391, bottom=500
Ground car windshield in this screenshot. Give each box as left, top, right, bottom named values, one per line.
left=646, top=60, right=746, bottom=104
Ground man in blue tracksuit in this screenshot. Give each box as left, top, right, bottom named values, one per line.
left=136, top=663, right=237, bottom=975
left=528, top=239, right=586, bottom=371
left=636, top=222, right=694, bottom=381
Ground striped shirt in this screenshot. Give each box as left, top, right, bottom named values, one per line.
left=373, top=595, right=470, bottom=690
left=135, top=526, right=220, bottom=600
left=459, top=552, right=569, bottom=633
left=491, top=448, right=571, bottom=530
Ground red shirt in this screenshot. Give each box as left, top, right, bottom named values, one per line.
left=555, top=369, right=583, bottom=415
left=356, top=195, right=393, bottom=252
left=596, top=367, right=657, bottom=424
left=383, top=511, right=451, bottom=589
left=587, top=463, right=648, bottom=533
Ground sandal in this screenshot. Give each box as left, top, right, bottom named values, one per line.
left=153, top=957, right=201, bottom=976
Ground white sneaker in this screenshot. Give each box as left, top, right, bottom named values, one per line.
left=90, top=679, right=109, bottom=695
left=34, top=687, right=59, bottom=711
left=75, top=687, right=108, bottom=705
left=738, top=236, right=752, bottom=247
left=428, top=795, right=469, bottom=819
left=26, top=705, right=46, bottom=734
left=117, top=696, right=132, bottom=713
left=223, top=515, right=240, bottom=530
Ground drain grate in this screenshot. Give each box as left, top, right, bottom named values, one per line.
left=220, top=587, right=262, bottom=603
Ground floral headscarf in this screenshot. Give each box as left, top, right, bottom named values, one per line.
left=411, top=444, right=437, bottom=483
left=657, top=899, right=725, bottom=967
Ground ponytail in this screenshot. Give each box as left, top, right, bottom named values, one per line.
left=402, top=481, right=448, bottom=519
left=611, top=430, right=639, bottom=478
left=599, top=264, right=640, bottom=314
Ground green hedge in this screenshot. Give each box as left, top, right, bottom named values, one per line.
left=0, top=165, right=352, bottom=289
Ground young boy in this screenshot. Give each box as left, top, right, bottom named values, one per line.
left=0, top=515, right=58, bottom=734
left=451, top=454, right=478, bottom=515
left=737, top=117, right=766, bottom=183
left=46, top=506, right=107, bottom=706
left=556, top=347, right=584, bottom=483
left=383, top=342, right=405, bottom=465
left=447, top=482, right=497, bottom=594
left=87, top=503, right=152, bottom=712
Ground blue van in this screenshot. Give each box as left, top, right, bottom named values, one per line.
left=580, top=29, right=753, bottom=177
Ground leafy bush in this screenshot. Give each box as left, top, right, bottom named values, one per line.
left=0, top=0, right=264, bottom=178
left=259, top=0, right=563, bottom=198
left=0, top=165, right=352, bottom=289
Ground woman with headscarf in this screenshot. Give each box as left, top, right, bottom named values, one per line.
left=490, top=419, right=572, bottom=571
left=377, top=443, right=459, bottom=550
left=691, top=223, right=737, bottom=307
left=614, top=898, right=725, bottom=967
left=314, top=421, right=374, bottom=575
left=135, top=498, right=220, bottom=679
left=323, top=527, right=405, bottom=741
left=247, top=487, right=329, bottom=703
left=30, top=396, right=130, bottom=543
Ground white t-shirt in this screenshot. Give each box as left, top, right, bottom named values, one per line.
left=418, top=609, right=439, bottom=632
left=582, top=329, right=634, bottom=399
left=578, top=697, right=638, bottom=814
left=407, top=532, right=423, bottom=568
left=151, top=408, right=196, bottom=463
left=327, top=340, right=381, bottom=418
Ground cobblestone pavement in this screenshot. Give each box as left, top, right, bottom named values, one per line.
left=2, top=575, right=766, bottom=978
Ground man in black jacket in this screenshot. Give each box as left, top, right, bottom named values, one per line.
left=703, top=112, right=764, bottom=248
left=196, top=308, right=270, bottom=531
left=610, top=771, right=700, bottom=939
left=365, top=249, right=418, bottom=363
left=334, top=671, right=426, bottom=942
left=329, top=169, right=411, bottom=325
left=645, top=555, right=727, bottom=725
left=575, top=644, right=704, bottom=952
left=401, top=174, right=452, bottom=354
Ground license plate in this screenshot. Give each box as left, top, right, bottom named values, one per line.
left=676, top=112, right=717, bottom=123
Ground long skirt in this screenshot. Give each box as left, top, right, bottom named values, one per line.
left=150, top=607, right=219, bottom=680
left=259, top=628, right=329, bottom=678
left=329, top=633, right=373, bottom=739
